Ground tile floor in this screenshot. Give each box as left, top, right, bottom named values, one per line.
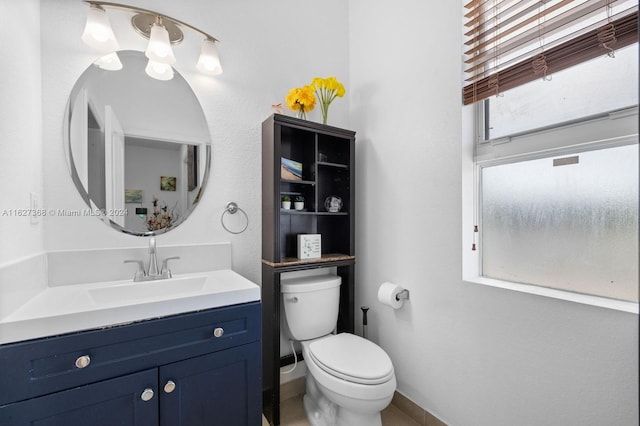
left=277, top=393, right=420, bottom=426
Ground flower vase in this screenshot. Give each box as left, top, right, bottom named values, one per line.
left=312, top=77, right=346, bottom=126
left=320, top=104, right=329, bottom=125
left=297, top=107, right=307, bottom=120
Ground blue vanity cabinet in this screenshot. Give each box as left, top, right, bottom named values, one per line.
left=160, top=341, right=261, bottom=425
left=0, top=369, right=159, bottom=425
left=0, top=302, right=261, bottom=426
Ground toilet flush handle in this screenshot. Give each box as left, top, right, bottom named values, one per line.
left=286, top=296, right=298, bottom=303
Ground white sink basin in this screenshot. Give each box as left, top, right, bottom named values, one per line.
left=0, top=270, right=260, bottom=345
left=89, top=275, right=207, bottom=304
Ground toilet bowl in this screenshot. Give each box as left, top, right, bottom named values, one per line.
left=301, top=333, right=396, bottom=426
left=280, top=274, right=396, bottom=426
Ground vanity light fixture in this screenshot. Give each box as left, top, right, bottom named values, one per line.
left=81, top=4, right=119, bottom=52
left=81, top=1, right=223, bottom=80
left=196, top=37, right=223, bottom=76
left=144, top=17, right=176, bottom=65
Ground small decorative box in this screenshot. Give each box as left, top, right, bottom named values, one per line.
left=297, top=234, right=321, bottom=259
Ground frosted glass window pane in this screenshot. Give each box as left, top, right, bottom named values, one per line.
left=481, top=144, right=639, bottom=302
left=487, top=45, right=639, bottom=139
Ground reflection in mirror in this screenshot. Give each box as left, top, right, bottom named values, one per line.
left=65, top=50, right=211, bottom=236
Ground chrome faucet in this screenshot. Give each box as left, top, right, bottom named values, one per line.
left=148, top=237, right=160, bottom=277
left=124, top=237, right=180, bottom=282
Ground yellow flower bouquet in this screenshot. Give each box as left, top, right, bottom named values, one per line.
left=312, top=76, right=345, bottom=124
left=285, top=85, right=316, bottom=119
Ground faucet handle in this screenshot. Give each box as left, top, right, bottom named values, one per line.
left=124, top=259, right=147, bottom=281
left=160, top=256, right=180, bottom=278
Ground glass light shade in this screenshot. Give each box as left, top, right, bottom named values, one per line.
left=196, top=39, right=223, bottom=75
left=145, top=59, right=174, bottom=81
left=81, top=6, right=119, bottom=52
left=94, top=52, right=123, bottom=71
left=145, top=23, right=176, bottom=65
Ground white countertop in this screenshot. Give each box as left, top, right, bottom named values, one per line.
left=0, top=269, right=260, bottom=345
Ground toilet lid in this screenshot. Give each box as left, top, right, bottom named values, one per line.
left=308, top=333, right=394, bottom=385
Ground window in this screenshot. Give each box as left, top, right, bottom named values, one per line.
left=462, top=1, right=639, bottom=308
left=481, top=144, right=638, bottom=302
left=471, top=49, right=639, bottom=305
left=485, top=44, right=639, bottom=139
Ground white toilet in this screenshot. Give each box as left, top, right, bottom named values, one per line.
left=281, top=274, right=396, bottom=426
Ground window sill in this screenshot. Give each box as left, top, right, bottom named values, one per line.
left=463, top=275, right=639, bottom=314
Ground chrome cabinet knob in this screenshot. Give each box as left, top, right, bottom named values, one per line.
left=164, top=380, right=176, bottom=393
left=213, top=327, right=224, bottom=338
left=140, top=388, right=154, bottom=401
left=75, top=355, right=91, bottom=369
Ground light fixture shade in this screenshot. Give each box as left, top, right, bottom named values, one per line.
left=94, top=52, right=123, bottom=71
left=81, top=5, right=119, bottom=52
left=145, top=23, right=176, bottom=65
left=196, top=39, right=223, bottom=75
left=145, top=59, right=174, bottom=81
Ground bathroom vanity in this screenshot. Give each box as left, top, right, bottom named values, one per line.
left=0, top=270, right=262, bottom=426
left=0, top=6, right=264, bottom=422
left=0, top=7, right=265, bottom=423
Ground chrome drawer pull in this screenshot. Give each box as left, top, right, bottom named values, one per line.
left=213, top=327, right=224, bottom=338
left=164, top=380, right=176, bottom=393
left=140, top=388, right=154, bottom=401
left=75, top=355, right=91, bottom=369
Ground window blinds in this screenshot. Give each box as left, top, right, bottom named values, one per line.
left=462, top=0, right=639, bottom=105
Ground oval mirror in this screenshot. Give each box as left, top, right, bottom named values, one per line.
left=65, top=50, right=211, bottom=236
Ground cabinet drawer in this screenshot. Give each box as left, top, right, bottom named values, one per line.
left=0, top=302, right=260, bottom=405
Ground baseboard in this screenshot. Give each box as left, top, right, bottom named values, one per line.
left=278, top=377, right=447, bottom=426
left=280, top=376, right=305, bottom=402
left=391, top=391, right=447, bottom=426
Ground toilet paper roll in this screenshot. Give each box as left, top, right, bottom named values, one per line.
left=377, top=282, right=405, bottom=309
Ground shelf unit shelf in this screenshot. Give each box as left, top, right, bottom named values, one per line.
left=261, top=254, right=356, bottom=269
left=280, top=210, right=348, bottom=216
left=317, top=161, right=349, bottom=169
left=261, top=114, right=355, bottom=426
left=281, top=179, right=316, bottom=185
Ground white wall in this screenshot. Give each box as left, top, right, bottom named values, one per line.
left=349, top=1, right=638, bottom=426
left=0, top=0, right=44, bottom=265
left=37, top=0, right=350, bottom=284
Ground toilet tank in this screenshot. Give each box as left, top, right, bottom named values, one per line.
left=281, top=274, right=341, bottom=341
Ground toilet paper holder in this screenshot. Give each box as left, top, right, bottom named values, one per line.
left=395, top=289, right=410, bottom=301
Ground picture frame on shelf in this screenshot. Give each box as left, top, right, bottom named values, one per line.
left=281, top=157, right=302, bottom=181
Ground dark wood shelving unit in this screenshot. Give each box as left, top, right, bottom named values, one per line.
left=261, top=114, right=355, bottom=425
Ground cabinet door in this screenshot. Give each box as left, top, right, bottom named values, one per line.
left=160, top=342, right=261, bottom=426
left=0, top=369, right=158, bottom=426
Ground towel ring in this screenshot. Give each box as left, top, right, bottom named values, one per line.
left=221, top=202, right=249, bottom=234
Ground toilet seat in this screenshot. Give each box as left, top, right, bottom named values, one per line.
left=307, top=333, right=394, bottom=385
